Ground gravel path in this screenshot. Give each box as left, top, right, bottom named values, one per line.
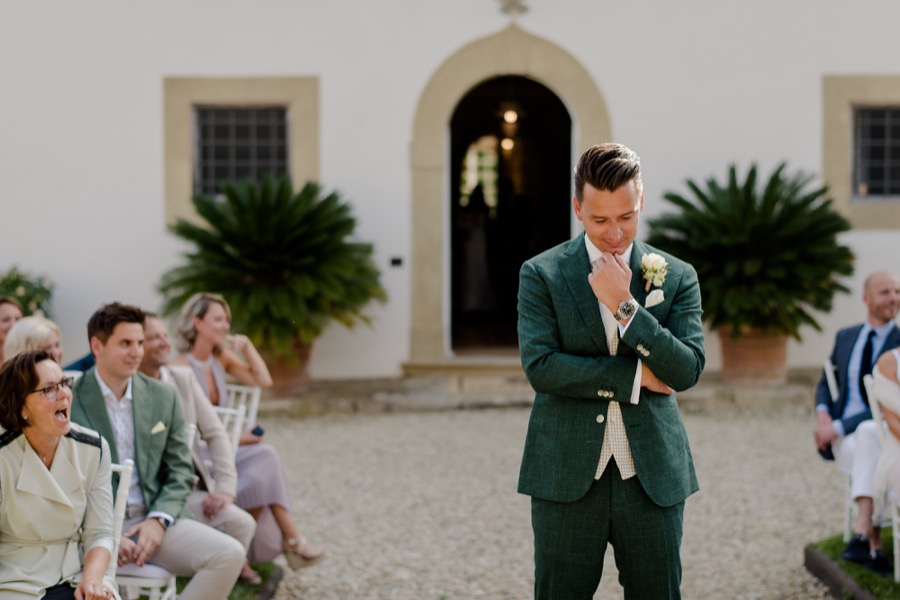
left=263, top=402, right=840, bottom=599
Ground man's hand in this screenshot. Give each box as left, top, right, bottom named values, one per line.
left=814, top=410, right=838, bottom=451
left=122, top=518, right=166, bottom=566
left=588, top=252, right=632, bottom=313
left=202, top=491, right=234, bottom=520
left=640, top=362, right=674, bottom=395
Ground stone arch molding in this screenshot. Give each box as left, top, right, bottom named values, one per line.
left=409, top=24, right=612, bottom=363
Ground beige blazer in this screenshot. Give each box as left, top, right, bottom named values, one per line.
left=0, top=422, right=119, bottom=599
left=162, top=365, right=238, bottom=497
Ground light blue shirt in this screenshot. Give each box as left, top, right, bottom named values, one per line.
left=832, top=321, right=897, bottom=437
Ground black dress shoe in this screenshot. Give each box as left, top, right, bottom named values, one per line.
left=841, top=534, right=872, bottom=564
left=869, top=550, right=893, bottom=575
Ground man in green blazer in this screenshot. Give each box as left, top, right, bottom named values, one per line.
left=518, top=144, right=705, bottom=599
left=71, top=303, right=245, bottom=600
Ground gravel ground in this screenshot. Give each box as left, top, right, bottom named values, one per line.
left=262, top=401, right=841, bottom=599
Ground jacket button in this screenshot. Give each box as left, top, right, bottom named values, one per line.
left=597, top=390, right=603, bottom=397
left=596, top=414, right=605, bottom=423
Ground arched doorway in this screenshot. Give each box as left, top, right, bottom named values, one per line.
left=409, top=24, right=612, bottom=365
left=450, top=76, right=571, bottom=352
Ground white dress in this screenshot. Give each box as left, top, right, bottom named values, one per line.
left=872, top=349, right=900, bottom=520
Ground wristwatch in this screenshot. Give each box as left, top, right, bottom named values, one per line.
left=614, top=298, right=638, bottom=321
left=153, top=516, right=173, bottom=530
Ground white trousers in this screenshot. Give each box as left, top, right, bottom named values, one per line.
left=834, top=419, right=882, bottom=500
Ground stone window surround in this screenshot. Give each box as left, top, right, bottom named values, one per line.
left=823, top=75, right=900, bottom=230
left=164, top=76, right=319, bottom=226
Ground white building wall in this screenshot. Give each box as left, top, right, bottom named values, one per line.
left=1, top=0, right=898, bottom=378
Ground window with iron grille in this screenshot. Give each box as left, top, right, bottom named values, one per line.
left=853, top=107, right=900, bottom=198
left=194, top=106, right=289, bottom=195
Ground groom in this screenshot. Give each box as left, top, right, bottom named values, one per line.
left=518, top=143, right=705, bottom=599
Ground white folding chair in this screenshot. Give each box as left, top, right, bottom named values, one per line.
left=111, top=460, right=134, bottom=557
left=824, top=359, right=858, bottom=543
left=225, top=383, right=261, bottom=427
left=211, top=404, right=247, bottom=457
left=111, top=459, right=177, bottom=600
left=112, top=422, right=195, bottom=600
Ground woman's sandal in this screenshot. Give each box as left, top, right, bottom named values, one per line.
left=239, top=562, right=263, bottom=586
left=282, top=536, right=326, bottom=570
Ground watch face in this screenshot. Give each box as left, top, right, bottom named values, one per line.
left=616, top=300, right=636, bottom=320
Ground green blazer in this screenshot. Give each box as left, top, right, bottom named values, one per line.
left=517, top=237, right=705, bottom=507
left=71, top=368, right=194, bottom=519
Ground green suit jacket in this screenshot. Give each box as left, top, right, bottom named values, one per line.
left=71, top=368, right=194, bottom=519
left=517, top=237, right=705, bottom=507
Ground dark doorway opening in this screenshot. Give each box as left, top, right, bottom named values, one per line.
left=450, top=76, right=572, bottom=353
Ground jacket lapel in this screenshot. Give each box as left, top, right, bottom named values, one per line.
left=73, top=369, right=119, bottom=464
left=16, top=439, right=75, bottom=508
left=131, top=375, right=156, bottom=491
left=630, top=241, right=650, bottom=307
left=561, top=238, right=609, bottom=354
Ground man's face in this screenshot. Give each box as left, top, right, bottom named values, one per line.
left=141, top=316, right=171, bottom=372
left=573, top=180, right=643, bottom=255
left=864, top=272, right=900, bottom=326
left=91, top=322, right=144, bottom=382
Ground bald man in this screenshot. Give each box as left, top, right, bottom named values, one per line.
left=815, top=270, right=900, bottom=575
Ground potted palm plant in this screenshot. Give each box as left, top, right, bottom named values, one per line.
left=158, top=177, right=387, bottom=393
left=645, top=163, right=855, bottom=384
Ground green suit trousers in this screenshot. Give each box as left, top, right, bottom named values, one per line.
left=531, top=461, right=684, bottom=599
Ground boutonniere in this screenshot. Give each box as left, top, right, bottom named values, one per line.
left=641, top=253, right=668, bottom=291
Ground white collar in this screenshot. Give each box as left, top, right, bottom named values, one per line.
left=583, top=233, right=634, bottom=266
left=93, top=369, right=133, bottom=403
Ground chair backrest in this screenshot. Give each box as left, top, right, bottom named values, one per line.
left=110, top=459, right=134, bottom=557
left=212, top=404, right=247, bottom=457
left=824, top=359, right=839, bottom=402
left=184, top=422, right=197, bottom=449
left=864, top=374, right=888, bottom=446
left=225, top=383, right=261, bottom=426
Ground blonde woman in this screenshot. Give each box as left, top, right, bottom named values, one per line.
left=4, top=316, right=64, bottom=364
left=172, top=293, right=324, bottom=576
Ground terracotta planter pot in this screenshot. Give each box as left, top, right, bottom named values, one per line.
left=718, top=329, right=789, bottom=385
left=262, top=341, right=312, bottom=397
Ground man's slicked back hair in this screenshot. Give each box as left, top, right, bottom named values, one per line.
left=87, top=302, right=145, bottom=345
left=574, top=143, right=642, bottom=202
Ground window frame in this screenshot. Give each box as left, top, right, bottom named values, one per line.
left=164, top=77, right=319, bottom=226
left=823, top=75, right=900, bottom=229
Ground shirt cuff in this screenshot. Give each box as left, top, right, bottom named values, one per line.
left=629, top=359, right=642, bottom=405
left=832, top=420, right=845, bottom=438
left=147, top=511, right=175, bottom=527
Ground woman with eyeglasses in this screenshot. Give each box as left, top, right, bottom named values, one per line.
left=4, top=316, right=65, bottom=365
left=0, top=351, right=119, bottom=600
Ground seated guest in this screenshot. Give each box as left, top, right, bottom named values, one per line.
left=138, top=312, right=260, bottom=585
left=172, top=292, right=325, bottom=568
left=815, top=271, right=900, bottom=574
left=0, top=350, right=119, bottom=599
left=0, top=296, right=24, bottom=364
left=873, top=349, right=900, bottom=526
left=4, top=316, right=64, bottom=364
left=70, top=303, right=245, bottom=600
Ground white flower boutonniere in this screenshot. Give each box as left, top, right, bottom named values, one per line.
left=641, top=253, right=669, bottom=292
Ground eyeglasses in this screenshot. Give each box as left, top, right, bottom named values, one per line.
left=31, top=377, right=75, bottom=400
